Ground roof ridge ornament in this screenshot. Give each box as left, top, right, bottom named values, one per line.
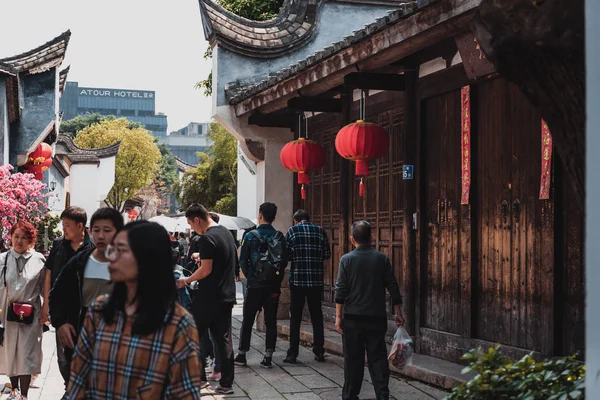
left=198, top=0, right=321, bottom=58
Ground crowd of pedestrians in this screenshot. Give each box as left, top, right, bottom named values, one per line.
left=0, top=201, right=405, bottom=399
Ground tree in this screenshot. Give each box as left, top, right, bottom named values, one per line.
left=61, top=113, right=143, bottom=138
left=74, top=118, right=161, bottom=211
left=174, top=122, right=237, bottom=214
left=198, top=0, right=284, bottom=96
left=154, top=144, right=178, bottom=213
left=35, top=214, right=62, bottom=253
left=0, top=165, right=48, bottom=249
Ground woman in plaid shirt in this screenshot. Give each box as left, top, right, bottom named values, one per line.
left=65, top=221, right=202, bottom=399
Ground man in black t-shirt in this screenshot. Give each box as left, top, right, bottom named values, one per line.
left=177, top=204, right=237, bottom=395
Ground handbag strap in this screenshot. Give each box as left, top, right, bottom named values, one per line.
left=2, top=254, right=9, bottom=302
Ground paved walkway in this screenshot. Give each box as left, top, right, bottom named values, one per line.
left=1, top=284, right=447, bottom=399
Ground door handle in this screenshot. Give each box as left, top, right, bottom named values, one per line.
left=437, top=199, right=441, bottom=225
left=512, top=199, right=521, bottom=223
left=500, top=200, right=509, bottom=224
left=445, top=200, right=451, bottom=223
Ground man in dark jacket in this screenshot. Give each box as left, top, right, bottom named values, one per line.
left=49, top=208, right=124, bottom=386
left=335, top=220, right=405, bottom=400
left=43, top=206, right=92, bottom=386
left=234, top=203, right=286, bottom=369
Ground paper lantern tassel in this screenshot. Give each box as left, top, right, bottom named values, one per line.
left=301, top=184, right=306, bottom=200
left=359, top=178, right=365, bottom=197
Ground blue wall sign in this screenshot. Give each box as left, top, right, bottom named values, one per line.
left=403, top=165, right=414, bottom=180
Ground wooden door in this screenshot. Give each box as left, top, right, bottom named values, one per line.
left=421, top=89, right=470, bottom=342
left=353, top=107, right=405, bottom=320
left=474, top=78, right=554, bottom=353
left=305, top=123, right=343, bottom=307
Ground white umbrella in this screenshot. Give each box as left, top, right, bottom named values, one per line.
left=215, top=214, right=256, bottom=231
left=148, top=215, right=178, bottom=232
left=173, top=216, right=190, bottom=232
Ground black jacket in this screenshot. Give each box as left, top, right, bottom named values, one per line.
left=49, top=248, right=94, bottom=332
left=335, top=245, right=402, bottom=320
left=45, top=236, right=93, bottom=286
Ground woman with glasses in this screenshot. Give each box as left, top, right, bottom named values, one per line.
left=0, top=222, right=47, bottom=400
left=65, top=221, right=202, bottom=399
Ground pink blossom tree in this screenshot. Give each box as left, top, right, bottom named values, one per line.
left=0, top=165, right=49, bottom=247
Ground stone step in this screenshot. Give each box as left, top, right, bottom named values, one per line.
left=275, top=319, right=469, bottom=390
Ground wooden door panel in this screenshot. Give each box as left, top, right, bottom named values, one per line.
left=474, top=78, right=554, bottom=353
left=422, top=90, right=465, bottom=335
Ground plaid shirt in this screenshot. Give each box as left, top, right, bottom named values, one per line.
left=286, top=221, right=331, bottom=287
left=66, top=297, right=202, bottom=400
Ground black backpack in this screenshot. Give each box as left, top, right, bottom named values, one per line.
left=249, top=230, right=287, bottom=286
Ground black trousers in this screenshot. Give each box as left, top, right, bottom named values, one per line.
left=191, top=301, right=235, bottom=387
left=287, top=285, right=324, bottom=358
left=56, top=335, right=73, bottom=386
left=239, top=287, right=280, bottom=352
left=342, top=319, right=390, bottom=400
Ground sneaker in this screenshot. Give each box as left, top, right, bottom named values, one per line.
left=7, top=389, right=21, bottom=400
left=283, top=355, right=297, bottom=364
left=207, top=371, right=222, bottom=381
left=234, top=353, right=247, bottom=366
left=215, top=386, right=234, bottom=394
left=200, top=381, right=210, bottom=389
left=260, top=356, right=273, bottom=368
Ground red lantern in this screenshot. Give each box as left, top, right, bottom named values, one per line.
left=128, top=209, right=139, bottom=221
left=25, top=163, right=45, bottom=180
left=28, top=143, right=53, bottom=164
left=335, top=120, right=390, bottom=196
left=280, top=138, right=326, bottom=199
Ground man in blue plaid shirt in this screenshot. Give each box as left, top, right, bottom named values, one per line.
left=283, top=210, right=331, bottom=364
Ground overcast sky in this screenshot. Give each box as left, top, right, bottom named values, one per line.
left=0, top=0, right=213, bottom=132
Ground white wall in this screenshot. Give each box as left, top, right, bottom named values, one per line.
left=586, top=0, right=599, bottom=396
left=237, top=144, right=258, bottom=221
left=69, top=156, right=116, bottom=225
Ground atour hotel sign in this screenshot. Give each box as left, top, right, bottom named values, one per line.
left=79, top=88, right=154, bottom=99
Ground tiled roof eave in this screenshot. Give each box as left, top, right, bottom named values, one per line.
left=0, top=31, right=71, bottom=74
left=57, top=135, right=121, bottom=159
left=175, top=157, right=197, bottom=171
left=199, top=0, right=320, bottom=59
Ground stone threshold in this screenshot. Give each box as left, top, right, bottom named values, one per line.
left=272, top=319, right=469, bottom=390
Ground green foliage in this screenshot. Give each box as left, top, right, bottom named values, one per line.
left=157, top=144, right=178, bottom=189
left=218, top=0, right=283, bottom=20
left=196, top=71, right=213, bottom=97
left=74, top=118, right=161, bottom=211
left=60, top=113, right=143, bottom=138
left=446, top=345, right=585, bottom=400
left=174, top=122, right=237, bottom=215
left=35, top=214, right=62, bottom=253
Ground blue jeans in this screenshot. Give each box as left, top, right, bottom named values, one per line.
left=241, top=277, right=248, bottom=300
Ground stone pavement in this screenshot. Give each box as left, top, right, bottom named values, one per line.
left=0, top=284, right=448, bottom=399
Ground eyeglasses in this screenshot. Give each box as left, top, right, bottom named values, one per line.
left=105, top=245, right=128, bottom=261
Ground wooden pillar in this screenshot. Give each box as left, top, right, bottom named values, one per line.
left=403, top=68, right=418, bottom=336
left=339, top=89, right=353, bottom=277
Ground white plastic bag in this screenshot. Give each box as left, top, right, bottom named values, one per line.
left=388, top=326, right=414, bottom=368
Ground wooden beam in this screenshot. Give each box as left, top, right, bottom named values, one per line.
left=287, top=97, right=342, bottom=113
left=247, top=112, right=294, bottom=129
left=233, top=0, right=481, bottom=116
left=344, top=72, right=406, bottom=91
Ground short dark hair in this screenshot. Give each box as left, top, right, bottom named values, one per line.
left=185, top=203, right=209, bottom=221
left=293, top=209, right=310, bottom=223
left=179, top=232, right=186, bottom=239
left=351, top=220, right=371, bottom=245
left=208, top=212, right=220, bottom=223
left=90, top=208, right=124, bottom=231
left=259, top=202, right=277, bottom=224
left=102, top=221, right=176, bottom=335
left=61, top=206, right=87, bottom=226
